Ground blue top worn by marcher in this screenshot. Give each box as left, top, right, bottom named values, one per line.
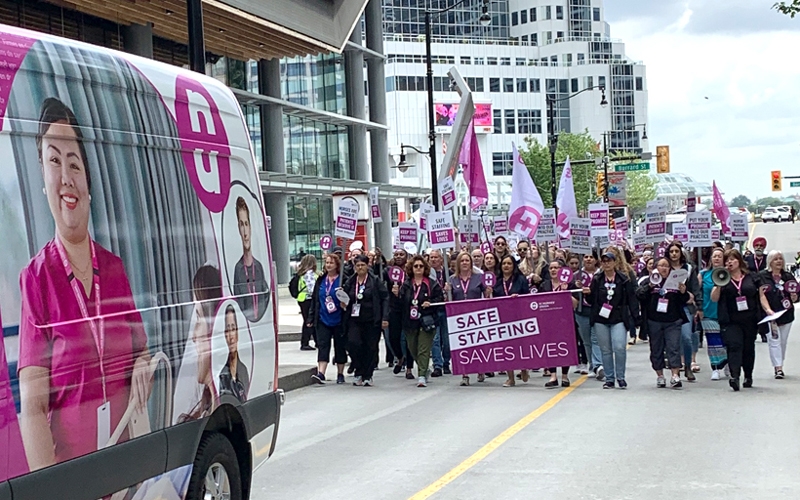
left=317, top=275, right=342, bottom=327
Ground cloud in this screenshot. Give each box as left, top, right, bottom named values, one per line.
left=607, top=1, right=800, bottom=199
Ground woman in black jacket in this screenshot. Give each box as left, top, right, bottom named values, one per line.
left=711, top=249, right=762, bottom=391
left=343, top=255, right=390, bottom=386
left=587, top=252, right=640, bottom=390
left=758, top=250, right=798, bottom=379
left=493, top=255, right=531, bottom=387
left=392, top=255, right=444, bottom=388
left=538, top=259, right=580, bottom=388
left=637, top=258, right=690, bottom=389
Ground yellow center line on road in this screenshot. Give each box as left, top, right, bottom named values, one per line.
left=408, top=374, right=590, bottom=500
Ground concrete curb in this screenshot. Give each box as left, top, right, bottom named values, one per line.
left=278, top=332, right=302, bottom=342
left=277, top=367, right=317, bottom=393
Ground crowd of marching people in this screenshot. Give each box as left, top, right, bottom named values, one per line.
left=291, top=235, right=797, bottom=392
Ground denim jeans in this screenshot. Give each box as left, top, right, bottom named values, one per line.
left=681, top=307, right=699, bottom=367
left=575, top=314, right=602, bottom=369
left=594, top=322, right=628, bottom=382
left=431, top=309, right=451, bottom=369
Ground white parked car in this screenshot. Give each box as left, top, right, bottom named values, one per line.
left=761, top=206, right=792, bottom=222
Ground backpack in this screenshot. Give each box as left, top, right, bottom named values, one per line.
left=288, top=273, right=300, bottom=299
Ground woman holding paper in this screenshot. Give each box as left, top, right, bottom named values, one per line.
left=698, top=248, right=728, bottom=380
left=588, top=252, right=640, bottom=390
left=637, top=258, right=690, bottom=389
left=667, top=242, right=701, bottom=380
left=445, top=251, right=493, bottom=386
left=539, top=259, right=579, bottom=388
left=493, top=255, right=530, bottom=387
left=758, top=250, right=797, bottom=379
left=711, top=249, right=762, bottom=391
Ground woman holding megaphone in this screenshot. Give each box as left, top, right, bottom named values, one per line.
left=711, top=249, right=762, bottom=391
left=637, top=258, right=690, bottom=389
left=758, top=250, right=798, bottom=379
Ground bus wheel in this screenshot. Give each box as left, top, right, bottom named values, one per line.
left=187, top=432, right=243, bottom=500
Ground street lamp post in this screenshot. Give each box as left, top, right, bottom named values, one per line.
left=601, top=123, right=647, bottom=202
left=546, top=85, right=607, bottom=209
left=425, top=0, right=491, bottom=210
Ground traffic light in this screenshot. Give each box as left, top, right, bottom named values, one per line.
left=596, top=172, right=606, bottom=197
left=772, top=170, right=782, bottom=192
left=656, top=145, right=670, bottom=173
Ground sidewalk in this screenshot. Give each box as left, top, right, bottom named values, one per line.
left=275, top=285, right=317, bottom=391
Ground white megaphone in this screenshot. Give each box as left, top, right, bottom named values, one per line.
left=650, top=270, right=661, bottom=286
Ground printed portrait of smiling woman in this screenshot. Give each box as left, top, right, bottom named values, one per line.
left=17, top=97, right=152, bottom=470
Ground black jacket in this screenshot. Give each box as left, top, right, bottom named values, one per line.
left=309, top=273, right=343, bottom=328
left=636, top=279, right=689, bottom=324
left=587, top=271, right=641, bottom=328
left=343, top=273, right=390, bottom=326
left=758, top=269, right=797, bottom=326
left=398, top=277, right=444, bottom=330
left=493, top=273, right=530, bottom=297
left=745, top=254, right=767, bottom=274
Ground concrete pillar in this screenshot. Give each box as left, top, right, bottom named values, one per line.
left=344, top=22, right=370, bottom=182
left=258, top=58, right=290, bottom=284
left=365, top=0, right=392, bottom=253
left=122, top=23, right=153, bottom=59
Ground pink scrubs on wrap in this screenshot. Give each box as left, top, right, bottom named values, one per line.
left=18, top=240, right=148, bottom=465
left=0, top=310, right=29, bottom=481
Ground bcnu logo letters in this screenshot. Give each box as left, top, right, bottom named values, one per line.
left=175, top=75, right=231, bottom=213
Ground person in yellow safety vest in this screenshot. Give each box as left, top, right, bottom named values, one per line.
left=296, top=254, right=320, bottom=351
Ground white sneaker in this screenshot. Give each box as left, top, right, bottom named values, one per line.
left=595, top=366, right=605, bottom=381
left=711, top=370, right=720, bottom=381
left=580, top=365, right=590, bottom=375
left=417, top=376, right=427, bottom=387
left=574, top=364, right=584, bottom=374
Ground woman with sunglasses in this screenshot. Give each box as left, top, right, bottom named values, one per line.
left=711, top=249, right=762, bottom=391
left=666, top=242, right=701, bottom=381
left=393, top=255, right=444, bottom=387
left=538, top=259, right=580, bottom=387
left=638, top=257, right=690, bottom=389
left=446, top=251, right=493, bottom=386
left=698, top=248, right=728, bottom=380
left=492, top=255, right=530, bottom=387
left=758, top=250, right=797, bottom=379
left=588, top=252, right=640, bottom=389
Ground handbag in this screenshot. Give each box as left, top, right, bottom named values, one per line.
left=420, top=313, right=437, bottom=333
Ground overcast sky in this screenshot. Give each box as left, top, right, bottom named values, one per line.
left=604, top=0, right=800, bottom=202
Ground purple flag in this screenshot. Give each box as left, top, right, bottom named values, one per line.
left=458, top=119, right=489, bottom=210
left=712, top=181, right=731, bottom=234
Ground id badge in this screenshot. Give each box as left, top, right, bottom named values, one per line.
left=410, top=306, right=420, bottom=320
left=657, top=298, right=669, bottom=314
left=325, top=296, right=336, bottom=313
left=97, top=401, right=111, bottom=450
left=351, top=303, right=361, bottom=317
left=783, top=298, right=792, bottom=310
left=736, top=296, right=748, bottom=312
left=599, top=303, right=612, bottom=319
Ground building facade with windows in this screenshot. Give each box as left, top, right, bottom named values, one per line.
left=383, top=0, right=648, bottom=216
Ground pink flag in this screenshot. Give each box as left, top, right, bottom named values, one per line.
left=555, top=157, right=578, bottom=239
left=508, top=142, right=545, bottom=239
left=712, top=181, right=731, bottom=234
left=458, top=119, right=489, bottom=210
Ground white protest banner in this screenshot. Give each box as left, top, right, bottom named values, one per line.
left=634, top=233, right=647, bottom=253
left=686, top=211, right=712, bottom=247
left=398, top=222, right=418, bottom=243
left=535, top=208, right=557, bottom=242
left=614, top=217, right=629, bottom=233
left=607, top=172, right=627, bottom=207
left=567, top=218, right=592, bottom=254
left=419, top=202, right=435, bottom=231
left=730, top=213, right=749, bottom=242
left=591, top=235, right=610, bottom=249
left=439, top=177, right=457, bottom=211
left=687, top=191, right=696, bottom=213
left=493, top=215, right=508, bottom=236
left=711, top=227, right=721, bottom=241
left=428, top=211, right=456, bottom=250
left=392, top=227, right=401, bottom=250
left=644, top=200, right=667, bottom=244
left=368, top=187, right=382, bottom=223
left=672, top=223, right=689, bottom=244
left=589, top=203, right=609, bottom=238
left=458, top=219, right=480, bottom=244
left=335, top=198, right=359, bottom=239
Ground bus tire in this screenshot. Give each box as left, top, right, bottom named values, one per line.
left=186, top=432, right=244, bottom=500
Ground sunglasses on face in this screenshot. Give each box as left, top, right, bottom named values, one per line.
left=413, top=264, right=425, bottom=269
left=496, top=242, right=506, bottom=246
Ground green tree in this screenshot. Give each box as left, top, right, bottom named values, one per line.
left=520, top=131, right=600, bottom=210
left=729, top=195, right=751, bottom=208
left=626, top=172, right=657, bottom=215
left=774, top=0, right=800, bottom=17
